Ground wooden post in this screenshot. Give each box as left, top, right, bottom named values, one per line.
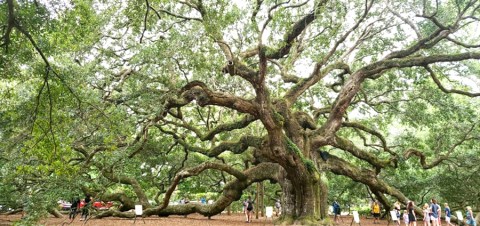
left=256, top=183, right=260, bottom=219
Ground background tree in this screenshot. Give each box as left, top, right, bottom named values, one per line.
left=1, top=0, right=479, bottom=225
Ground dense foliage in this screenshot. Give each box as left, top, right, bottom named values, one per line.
left=1, top=0, right=479, bottom=225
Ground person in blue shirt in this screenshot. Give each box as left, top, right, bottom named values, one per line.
left=333, top=200, right=341, bottom=223
left=466, top=206, right=477, bottom=226
left=444, top=203, right=453, bottom=226
left=430, top=199, right=440, bottom=226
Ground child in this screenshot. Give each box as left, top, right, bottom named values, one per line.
left=404, top=210, right=410, bottom=226
left=423, top=203, right=431, bottom=226
left=394, top=201, right=401, bottom=226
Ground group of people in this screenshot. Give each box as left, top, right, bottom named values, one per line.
left=333, top=198, right=476, bottom=226
left=401, top=199, right=476, bottom=226
left=69, top=194, right=93, bottom=221
left=401, top=199, right=444, bottom=226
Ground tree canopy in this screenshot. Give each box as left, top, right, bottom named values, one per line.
left=1, top=0, right=479, bottom=225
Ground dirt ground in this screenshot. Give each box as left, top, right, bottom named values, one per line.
left=0, top=213, right=397, bottom=226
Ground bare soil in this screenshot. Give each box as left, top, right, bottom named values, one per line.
left=1, top=213, right=395, bottom=226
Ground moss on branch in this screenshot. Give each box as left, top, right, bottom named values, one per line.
left=285, top=136, right=318, bottom=173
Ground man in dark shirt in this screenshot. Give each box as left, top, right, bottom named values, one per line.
left=69, top=197, right=80, bottom=219
left=80, top=194, right=92, bottom=221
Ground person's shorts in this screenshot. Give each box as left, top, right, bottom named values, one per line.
left=431, top=216, right=438, bottom=221
left=373, top=213, right=380, bottom=218
left=445, top=216, right=451, bottom=222
left=467, top=219, right=477, bottom=226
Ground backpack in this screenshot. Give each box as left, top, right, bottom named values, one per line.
left=247, top=201, right=253, bottom=210
left=71, top=198, right=80, bottom=209
left=333, top=202, right=341, bottom=214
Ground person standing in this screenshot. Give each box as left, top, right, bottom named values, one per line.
left=275, top=199, right=281, bottom=217
left=466, top=206, right=476, bottom=226
left=438, top=202, right=442, bottom=226
left=444, top=203, right=453, bottom=226
left=394, top=201, right=402, bottom=226
left=80, top=194, right=92, bottom=221
left=404, top=210, right=410, bottom=226
left=69, top=197, right=80, bottom=220
left=246, top=196, right=254, bottom=223
left=243, top=199, right=248, bottom=222
left=408, top=201, right=417, bottom=226
left=423, top=203, right=431, bottom=226
left=431, top=199, right=440, bottom=226
left=333, top=200, right=341, bottom=223
left=372, top=200, right=381, bottom=224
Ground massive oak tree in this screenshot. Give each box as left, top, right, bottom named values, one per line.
left=1, top=0, right=480, bottom=225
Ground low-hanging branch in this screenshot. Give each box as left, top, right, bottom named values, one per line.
left=331, top=135, right=394, bottom=170
left=158, top=162, right=247, bottom=211
left=323, top=154, right=410, bottom=206
left=143, top=162, right=281, bottom=217
left=101, top=167, right=151, bottom=208
left=93, top=163, right=282, bottom=219
left=81, top=187, right=136, bottom=212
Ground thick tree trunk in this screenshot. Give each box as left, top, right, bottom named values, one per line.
left=278, top=174, right=332, bottom=225
left=257, top=119, right=332, bottom=225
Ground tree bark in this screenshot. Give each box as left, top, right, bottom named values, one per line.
left=278, top=173, right=325, bottom=225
